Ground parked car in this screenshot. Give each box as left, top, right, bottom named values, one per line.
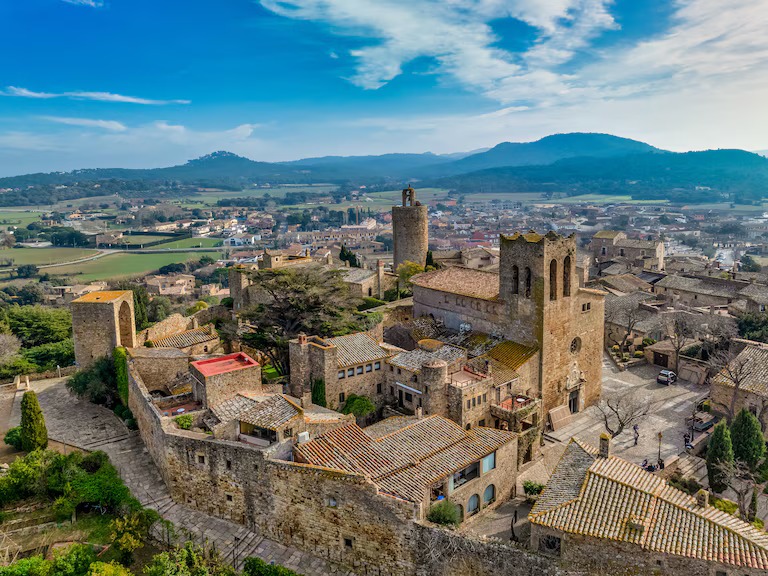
left=657, top=370, right=677, bottom=385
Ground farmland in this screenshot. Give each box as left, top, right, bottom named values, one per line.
left=0, top=247, right=98, bottom=266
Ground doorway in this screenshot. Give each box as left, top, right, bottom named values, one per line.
left=568, top=389, right=580, bottom=414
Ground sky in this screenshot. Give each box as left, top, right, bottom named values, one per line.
left=1, top=0, right=768, bottom=175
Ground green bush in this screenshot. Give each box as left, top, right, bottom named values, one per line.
left=144, top=340, right=154, bottom=348
left=667, top=472, right=702, bottom=496
left=22, top=338, right=75, bottom=372
left=113, top=347, right=128, bottom=406
left=633, top=351, right=644, bottom=358
left=243, top=557, right=301, bottom=576
left=712, top=496, right=738, bottom=515
left=53, top=496, right=76, bottom=521
left=311, top=378, right=326, bottom=407
left=341, top=394, right=376, bottom=418
left=426, top=499, right=461, bottom=527
left=642, top=337, right=657, bottom=346
left=3, top=427, right=22, bottom=451
left=358, top=297, right=386, bottom=311
left=523, top=480, right=545, bottom=496
left=700, top=399, right=711, bottom=413
left=175, top=415, right=193, bottom=430
left=66, top=357, right=119, bottom=407
left=20, top=391, right=47, bottom=452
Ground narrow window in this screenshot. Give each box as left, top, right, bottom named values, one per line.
left=524, top=267, right=532, bottom=297
left=366, top=364, right=372, bottom=373
left=563, top=255, right=571, bottom=297
left=479, top=419, right=485, bottom=427
left=466, top=399, right=471, bottom=410
left=377, top=383, right=382, bottom=394
left=339, top=393, right=345, bottom=403
left=197, top=455, right=205, bottom=465
left=375, top=362, right=381, bottom=370
left=226, top=494, right=233, bottom=502
left=550, top=259, right=558, bottom=301
left=512, top=265, right=519, bottom=295
left=226, top=459, right=232, bottom=470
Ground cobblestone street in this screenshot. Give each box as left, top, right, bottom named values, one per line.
left=15, top=377, right=355, bottom=576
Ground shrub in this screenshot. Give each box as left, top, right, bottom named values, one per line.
left=667, top=472, right=701, bottom=495
left=124, top=418, right=137, bottom=430
left=22, top=338, right=75, bottom=371
left=358, top=297, right=386, bottom=311
left=113, top=347, right=128, bottom=406
left=66, top=357, right=119, bottom=407
left=633, top=351, right=644, bottom=358
left=144, top=340, right=154, bottom=348
left=700, top=399, right=712, bottom=413
left=707, top=421, right=734, bottom=493
left=20, top=391, right=47, bottom=452
left=523, top=480, right=545, bottom=496
left=712, top=496, right=738, bottom=515
left=3, top=427, right=22, bottom=451
left=642, top=337, right=657, bottom=346
left=175, top=415, right=193, bottom=430
left=53, top=496, right=76, bottom=521
left=243, top=557, right=301, bottom=576
left=611, top=345, right=619, bottom=352
left=220, top=297, right=234, bottom=309
left=426, top=499, right=461, bottom=527
left=341, top=394, right=376, bottom=418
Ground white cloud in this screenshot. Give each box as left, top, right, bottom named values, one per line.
left=39, top=116, right=127, bottom=132
left=2, top=86, right=190, bottom=105
left=61, top=0, right=105, bottom=7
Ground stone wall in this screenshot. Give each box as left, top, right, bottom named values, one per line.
left=412, top=286, right=507, bottom=335
left=137, top=313, right=192, bottom=346
left=72, top=291, right=135, bottom=369
left=190, top=361, right=262, bottom=408
left=392, top=204, right=429, bottom=270
left=128, top=348, right=190, bottom=393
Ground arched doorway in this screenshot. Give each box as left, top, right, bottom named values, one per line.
left=118, top=301, right=135, bottom=348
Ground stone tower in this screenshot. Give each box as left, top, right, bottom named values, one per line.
left=71, top=291, right=136, bottom=369
left=498, top=232, right=604, bottom=417
left=392, top=186, right=428, bottom=271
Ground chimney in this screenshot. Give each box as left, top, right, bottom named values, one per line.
left=416, top=406, right=423, bottom=420
left=298, top=333, right=307, bottom=345
left=695, top=489, right=709, bottom=508
left=599, top=433, right=611, bottom=458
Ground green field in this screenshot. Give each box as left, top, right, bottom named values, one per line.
left=47, top=251, right=222, bottom=282
left=0, top=247, right=98, bottom=266
left=176, top=184, right=338, bottom=207
left=0, top=210, right=43, bottom=230
left=121, top=234, right=177, bottom=243
left=153, top=237, right=222, bottom=249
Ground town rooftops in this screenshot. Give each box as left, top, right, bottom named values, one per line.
left=325, top=332, right=390, bottom=367
left=389, top=341, right=466, bottom=372
left=338, top=267, right=376, bottom=284
left=295, top=415, right=515, bottom=503
left=72, top=290, right=132, bottom=303
left=615, top=238, right=659, bottom=250
left=739, top=283, right=768, bottom=305
left=190, top=352, right=259, bottom=377
left=593, top=230, right=622, bottom=239
left=153, top=324, right=218, bottom=349
left=597, top=274, right=653, bottom=294
left=655, top=275, right=743, bottom=299
left=210, top=393, right=301, bottom=430
left=411, top=266, right=500, bottom=301
left=530, top=438, right=768, bottom=570
left=712, top=343, right=768, bottom=398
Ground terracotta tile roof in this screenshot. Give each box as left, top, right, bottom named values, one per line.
left=211, top=394, right=301, bottom=430
left=530, top=438, right=768, bottom=570
left=154, top=324, right=218, bottom=349
left=410, top=267, right=501, bottom=301
left=327, top=333, right=390, bottom=368
left=295, top=416, right=515, bottom=503
left=712, top=344, right=768, bottom=398
left=389, top=343, right=466, bottom=372
left=486, top=341, right=538, bottom=371
left=598, top=274, right=653, bottom=294
left=655, top=275, right=743, bottom=298
left=72, top=290, right=131, bottom=303
left=739, top=283, right=768, bottom=305
left=593, top=230, right=622, bottom=239
left=616, top=238, right=659, bottom=250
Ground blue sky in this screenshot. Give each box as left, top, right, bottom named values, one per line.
left=1, top=0, right=767, bottom=175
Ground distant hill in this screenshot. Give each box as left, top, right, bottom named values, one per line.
left=278, top=152, right=459, bottom=180
left=417, top=133, right=665, bottom=178
left=429, top=149, right=768, bottom=202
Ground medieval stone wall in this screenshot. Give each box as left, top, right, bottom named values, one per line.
left=392, top=204, right=429, bottom=270
left=128, top=348, right=190, bottom=393
left=189, top=363, right=262, bottom=408
left=72, top=291, right=135, bottom=369
left=412, top=286, right=507, bottom=335
left=137, top=313, right=192, bottom=346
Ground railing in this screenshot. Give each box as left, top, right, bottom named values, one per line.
left=490, top=396, right=540, bottom=420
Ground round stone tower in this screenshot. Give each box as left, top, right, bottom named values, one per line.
left=392, top=186, right=429, bottom=271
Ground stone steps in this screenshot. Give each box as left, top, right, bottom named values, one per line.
left=675, top=453, right=708, bottom=484
left=81, top=432, right=134, bottom=450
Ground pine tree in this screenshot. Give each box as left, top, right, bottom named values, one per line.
left=20, top=390, right=48, bottom=452
left=731, top=408, right=766, bottom=468
left=707, top=420, right=734, bottom=493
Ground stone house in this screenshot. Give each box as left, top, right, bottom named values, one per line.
left=591, top=230, right=665, bottom=271
left=740, top=283, right=768, bottom=314
left=653, top=274, right=745, bottom=308
left=152, top=323, right=222, bottom=355
left=710, top=341, right=768, bottom=431
left=339, top=262, right=398, bottom=300
left=530, top=436, right=768, bottom=576
left=145, top=273, right=196, bottom=296
left=604, top=292, right=665, bottom=351
left=410, top=232, right=605, bottom=430
left=294, top=415, right=517, bottom=523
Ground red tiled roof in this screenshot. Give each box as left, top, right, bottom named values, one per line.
left=191, top=352, right=259, bottom=377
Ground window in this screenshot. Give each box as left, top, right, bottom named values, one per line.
left=344, top=537, right=353, bottom=548
left=339, top=393, right=345, bottom=403
left=472, top=397, right=476, bottom=407
left=482, top=452, right=496, bottom=473
left=478, top=419, right=485, bottom=427
left=467, top=400, right=471, bottom=410
left=483, top=484, right=496, bottom=504
left=563, top=255, right=571, bottom=297
left=366, top=364, right=372, bottom=373
left=482, top=393, right=487, bottom=403
left=412, top=375, right=418, bottom=382
left=328, top=497, right=338, bottom=508
left=570, top=337, right=582, bottom=354
left=226, top=459, right=232, bottom=470
left=425, top=386, right=429, bottom=394
left=761, top=305, right=767, bottom=313
left=375, top=362, right=381, bottom=370
left=398, top=368, right=402, bottom=375
left=197, top=455, right=205, bottom=465
left=347, top=368, right=354, bottom=377
left=539, top=535, right=561, bottom=556
left=405, top=392, right=413, bottom=403
left=338, top=371, right=345, bottom=379
left=582, top=303, right=591, bottom=312
left=467, top=494, right=480, bottom=515
left=524, top=267, right=532, bottom=298
left=620, top=248, right=625, bottom=257
left=466, top=424, right=471, bottom=430
left=377, top=383, right=382, bottom=394
left=601, top=246, right=607, bottom=256
left=511, top=265, right=519, bottom=295
left=453, top=462, right=479, bottom=488
left=549, top=259, right=558, bottom=300
left=284, top=428, right=293, bottom=439
left=356, top=366, right=364, bottom=375
left=390, top=365, right=394, bottom=372
left=226, top=494, right=233, bottom=503
left=390, top=386, right=394, bottom=395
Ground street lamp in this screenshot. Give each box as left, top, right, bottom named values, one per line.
left=657, top=432, right=663, bottom=467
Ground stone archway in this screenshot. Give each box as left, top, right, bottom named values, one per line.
left=118, top=300, right=135, bottom=348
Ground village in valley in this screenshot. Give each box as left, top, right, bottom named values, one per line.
left=1, top=179, right=768, bottom=575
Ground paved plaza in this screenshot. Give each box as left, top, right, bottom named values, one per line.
left=13, top=377, right=355, bottom=576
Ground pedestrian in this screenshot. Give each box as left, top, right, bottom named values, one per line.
left=633, top=424, right=640, bottom=446
left=510, top=510, right=519, bottom=543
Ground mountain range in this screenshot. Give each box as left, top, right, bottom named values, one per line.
left=2, top=133, right=768, bottom=204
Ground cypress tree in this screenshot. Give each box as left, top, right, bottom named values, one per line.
left=426, top=250, right=435, bottom=268
left=749, top=488, right=758, bottom=522
left=707, top=420, right=734, bottom=493
left=20, top=391, right=48, bottom=452
left=731, top=408, right=765, bottom=468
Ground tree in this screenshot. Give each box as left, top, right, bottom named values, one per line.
left=240, top=267, right=362, bottom=374
left=185, top=301, right=208, bottom=316
left=714, top=458, right=759, bottom=521
left=707, top=420, right=734, bottom=493
left=606, top=304, right=653, bottom=355
left=341, top=394, right=375, bottom=419
left=20, top=391, right=47, bottom=452
left=109, top=509, right=158, bottom=565
left=425, top=250, right=435, bottom=268
left=6, top=306, right=72, bottom=348
left=737, top=313, right=768, bottom=343
left=67, top=356, right=119, bottom=407
left=730, top=408, right=765, bottom=468
left=16, top=264, right=38, bottom=279
left=147, top=296, right=172, bottom=323
left=0, top=233, right=14, bottom=249
left=396, top=261, right=425, bottom=294
left=740, top=254, right=762, bottom=272
left=0, top=333, right=20, bottom=364
left=595, top=390, right=649, bottom=438
left=87, top=562, right=133, bottom=576
left=664, top=312, right=697, bottom=371
left=709, top=348, right=755, bottom=423
left=144, top=542, right=235, bottom=576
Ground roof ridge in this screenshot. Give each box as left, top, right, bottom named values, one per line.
left=372, top=414, right=441, bottom=442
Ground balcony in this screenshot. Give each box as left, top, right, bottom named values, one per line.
left=490, top=395, right=540, bottom=421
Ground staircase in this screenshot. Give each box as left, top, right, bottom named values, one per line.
left=674, top=453, right=708, bottom=486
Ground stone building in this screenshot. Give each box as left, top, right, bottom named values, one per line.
left=591, top=230, right=665, bottom=271
left=145, top=273, right=196, bottom=296
left=392, top=186, right=429, bottom=270
left=71, top=290, right=136, bottom=369
left=710, top=341, right=768, bottom=432
left=530, top=436, right=768, bottom=575
left=410, top=232, right=605, bottom=425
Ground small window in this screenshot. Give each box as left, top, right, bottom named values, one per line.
left=375, top=362, right=381, bottom=370
left=339, top=393, right=345, bottom=403
left=397, top=368, right=402, bottom=375
left=482, top=393, right=487, bottom=403
left=366, top=364, right=372, bottom=373
left=405, top=392, right=413, bottom=403
left=467, top=494, right=480, bottom=515
left=344, top=537, right=353, bottom=548
left=356, top=366, right=364, bottom=375
left=390, top=365, right=394, bottom=372
left=347, top=368, right=354, bottom=377
left=338, top=371, right=345, bottom=379
left=284, top=428, right=293, bottom=438
left=425, top=385, right=429, bottom=394
left=377, top=383, right=382, bottom=394
left=412, top=375, right=418, bottom=383
left=328, top=497, right=338, bottom=508
left=197, top=455, right=205, bottom=465
left=466, top=424, right=471, bottom=430
left=482, top=452, right=496, bottom=473
left=479, top=419, right=485, bottom=427
left=390, top=386, right=394, bottom=395
left=472, top=398, right=476, bottom=407
left=226, top=494, right=233, bottom=502
left=226, top=459, right=232, bottom=470
left=467, top=400, right=471, bottom=410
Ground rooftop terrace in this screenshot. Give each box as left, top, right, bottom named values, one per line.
left=191, top=352, right=259, bottom=377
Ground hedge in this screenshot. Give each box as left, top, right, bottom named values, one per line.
left=113, top=347, right=129, bottom=407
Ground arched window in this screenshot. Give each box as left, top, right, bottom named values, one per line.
left=524, top=267, right=532, bottom=298
left=483, top=484, right=496, bottom=504
left=512, top=265, right=519, bottom=295
left=563, top=255, right=571, bottom=297
left=468, top=494, right=480, bottom=515
left=368, top=287, right=373, bottom=297
left=549, top=259, right=558, bottom=301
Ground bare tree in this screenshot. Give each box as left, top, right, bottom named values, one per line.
left=595, top=390, right=651, bottom=438
left=606, top=305, right=648, bottom=355
left=716, top=459, right=761, bottom=521
left=664, top=312, right=698, bottom=371
left=0, top=333, right=20, bottom=365
left=708, top=348, right=754, bottom=423
left=700, top=315, right=738, bottom=359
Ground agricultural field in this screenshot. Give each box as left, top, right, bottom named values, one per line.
left=0, top=209, right=43, bottom=230
left=154, top=237, right=222, bottom=249
left=0, top=247, right=98, bottom=266
left=46, top=250, right=221, bottom=282
left=178, top=184, right=338, bottom=207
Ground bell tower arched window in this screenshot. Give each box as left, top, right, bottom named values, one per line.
left=549, top=259, right=558, bottom=301
left=524, top=268, right=532, bottom=298
left=563, top=255, right=571, bottom=297
left=512, top=265, right=519, bottom=295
